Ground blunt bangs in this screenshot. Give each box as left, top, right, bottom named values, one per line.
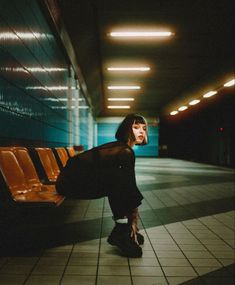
left=115, top=113, right=148, bottom=145
left=132, top=115, right=146, bottom=125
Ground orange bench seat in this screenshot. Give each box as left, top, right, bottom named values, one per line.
left=0, top=147, right=64, bottom=207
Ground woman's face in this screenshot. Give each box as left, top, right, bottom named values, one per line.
left=132, top=122, right=147, bottom=145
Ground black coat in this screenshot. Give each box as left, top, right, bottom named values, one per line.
left=56, top=141, right=142, bottom=201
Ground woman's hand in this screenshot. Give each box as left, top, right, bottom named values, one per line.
left=129, top=208, right=140, bottom=244
left=131, top=223, right=139, bottom=244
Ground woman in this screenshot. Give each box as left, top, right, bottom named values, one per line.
left=56, top=113, right=148, bottom=257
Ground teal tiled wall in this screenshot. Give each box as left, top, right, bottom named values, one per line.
left=0, top=0, right=71, bottom=146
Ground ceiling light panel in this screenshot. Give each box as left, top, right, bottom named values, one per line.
left=107, top=98, right=134, bottom=101
left=224, top=79, right=235, bottom=87
left=178, top=106, right=188, bottom=111
left=107, top=86, right=141, bottom=90
left=107, top=67, right=150, bottom=72
left=189, top=99, right=200, bottom=105
left=107, top=105, right=130, bottom=109
left=109, top=31, right=173, bottom=37
left=203, top=91, right=217, bottom=98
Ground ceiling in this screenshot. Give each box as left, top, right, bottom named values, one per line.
left=56, top=0, right=234, bottom=118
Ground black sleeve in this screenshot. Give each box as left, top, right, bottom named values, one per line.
left=107, top=147, right=143, bottom=217
left=55, top=156, right=80, bottom=197
left=118, top=148, right=138, bottom=189
left=56, top=153, right=104, bottom=199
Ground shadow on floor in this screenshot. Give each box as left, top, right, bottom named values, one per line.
left=180, top=263, right=235, bottom=285
left=0, top=196, right=234, bottom=256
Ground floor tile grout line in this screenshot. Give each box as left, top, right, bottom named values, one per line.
left=166, top=190, right=235, bottom=252
left=141, top=192, right=205, bottom=280
left=127, top=257, right=134, bottom=285
left=209, top=211, right=235, bottom=231
left=151, top=189, right=181, bottom=208
left=58, top=244, right=75, bottom=284
left=139, top=206, right=170, bottom=284
left=213, top=212, right=235, bottom=230
left=158, top=191, right=232, bottom=267
left=95, top=197, right=106, bottom=285
left=172, top=217, right=227, bottom=268
left=22, top=253, right=44, bottom=285
left=195, top=216, right=235, bottom=250
left=82, top=200, right=92, bottom=220
left=151, top=185, right=235, bottom=251
left=160, top=223, right=200, bottom=278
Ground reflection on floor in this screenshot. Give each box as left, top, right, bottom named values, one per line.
left=0, top=158, right=234, bottom=285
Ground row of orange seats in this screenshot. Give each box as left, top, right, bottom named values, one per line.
left=0, top=146, right=77, bottom=207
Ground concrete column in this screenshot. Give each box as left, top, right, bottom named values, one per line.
left=74, top=79, right=80, bottom=146
left=67, top=66, right=74, bottom=145
left=88, top=110, right=93, bottom=149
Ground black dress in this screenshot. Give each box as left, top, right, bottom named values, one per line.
left=56, top=141, right=143, bottom=217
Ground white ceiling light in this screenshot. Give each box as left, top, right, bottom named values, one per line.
left=224, top=79, right=235, bottom=87
left=189, top=99, right=200, bottom=105
left=170, top=111, right=178, bottom=115
left=203, top=91, right=217, bottom=98
left=107, top=105, right=130, bottom=109
left=110, top=31, right=173, bottom=37
left=107, top=86, right=140, bottom=90
left=108, top=98, right=134, bottom=101
left=107, top=67, right=150, bottom=72
left=178, top=106, right=188, bottom=111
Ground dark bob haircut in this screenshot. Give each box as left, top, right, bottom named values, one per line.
left=115, top=113, right=148, bottom=145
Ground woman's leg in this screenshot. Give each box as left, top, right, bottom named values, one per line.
left=107, top=197, right=143, bottom=257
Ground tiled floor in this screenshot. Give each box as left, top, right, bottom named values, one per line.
left=0, top=158, right=234, bottom=284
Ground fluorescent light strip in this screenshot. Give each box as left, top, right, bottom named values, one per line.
left=203, top=91, right=217, bottom=98
left=52, top=106, right=89, bottom=109
left=178, top=106, right=188, bottom=111
left=108, top=98, right=134, bottom=101
left=107, top=67, right=150, bottom=71
left=110, top=31, right=173, bottom=37
left=107, top=106, right=130, bottom=109
left=170, top=111, right=178, bottom=115
left=189, top=99, right=200, bottom=105
left=224, top=79, right=235, bottom=87
left=108, top=86, right=140, bottom=90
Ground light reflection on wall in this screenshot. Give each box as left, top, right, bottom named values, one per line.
left=25, top=86, right=76, bottom=91
left=0, top=0, right=70, bottom=146
left=0, top=32, right=52, bottom=40
left=0, top=0, right=94, bottom=148
left=0, top=67, right=66, bottom=73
